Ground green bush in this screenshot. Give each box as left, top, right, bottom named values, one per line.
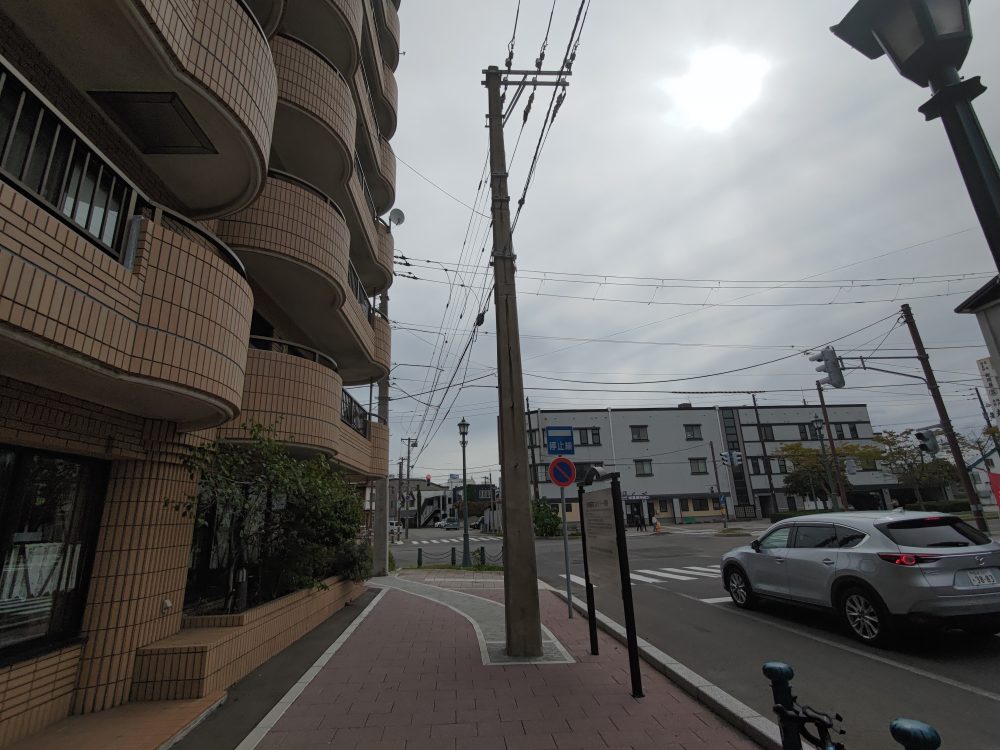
left=388, top=549, right=397, bottom=572
left=532, top=500, right=561, bottom=537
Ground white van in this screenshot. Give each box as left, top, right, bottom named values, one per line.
left=387, top=520, right=402, bottom=534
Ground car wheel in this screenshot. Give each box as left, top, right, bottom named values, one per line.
left=725, top=566, right=755, bottom=609
left=839, top=586, right=895, bottom=646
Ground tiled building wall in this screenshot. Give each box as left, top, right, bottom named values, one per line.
left=0, top=184, right=253, bottom=419
left=377, top=224, right=394, bottom=280
left=338, top=422, right=376, bottom=478
left=219, top=348, right=342, bottom=455
left=373, top=313, right=391, bottom=375
left=369, top=421, right=389, bottom=477
left=134, top=0, right=278, bottom=176
left=347, top=172, right=380, bottom=264
left=0, top=644, right=82, bottom=748
left=273, top=35, right=357, bottom=167
left=216, top=175, right=351, bottom=293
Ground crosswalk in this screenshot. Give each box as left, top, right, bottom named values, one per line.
left=560, top=563, right=721, bottom=587
left=408, top=537, right=498, bottom=545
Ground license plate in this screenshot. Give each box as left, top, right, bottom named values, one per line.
left=968, top=569, right=998, bottom=587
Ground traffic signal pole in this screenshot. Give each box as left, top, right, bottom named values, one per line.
left=901, top=304, right=989, bottom=532
left=816, top=383, right=849, bottom=510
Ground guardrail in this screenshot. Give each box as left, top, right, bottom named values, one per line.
left=347, top=261, right=375, bottom=324
left=341, top=390, right=370, bottom=437
left=248, top=336, right=339, bottom=371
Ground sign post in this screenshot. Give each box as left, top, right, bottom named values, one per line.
left=549, top=457, right=577, bottom=618
left=576, top=482, right=599, bottom=655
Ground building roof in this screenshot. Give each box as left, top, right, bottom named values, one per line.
left=955, top=275, right=1000, bottom=314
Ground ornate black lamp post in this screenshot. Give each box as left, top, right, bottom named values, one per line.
left=832, top=0, right=1000, bottom=271
left=458, top=418, right=471, bottom=567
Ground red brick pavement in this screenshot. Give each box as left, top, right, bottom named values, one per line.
left=255, top=586, right=757, bottom=750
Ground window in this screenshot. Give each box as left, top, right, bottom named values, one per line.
left=877, top=517, right=990, bottom=547
left=688, top=458, right=708, bottom=475
left=759, top=527, right=791, bottom=550
left=0, top=446, right=107, bottom=651
left=690, top=498, right=709, bottom=512
left=835, top=424, right=845, bottom=440
left=590, top=428, right=600, bottom=445
left=835, top=525, right=866, bottom=549
left=631, top=425, right=649, bottom=442
left=777, top=458, right=788, bottom=475
left=849, top=423, right=859, bottom=439
left=575, top=427, right=600, bottom=446
left=798, top=424, right=809, bottom=441
left=684, top=424, right=702, bottom=441
left=760, top=425, right=774, bottom=441
left=634, top=459, right=653, bottom=477
left=659, top=500, right=669, bottom=513
left=527, top=429, right=539, bottom=448
left=792, top=525, right=838, bottom=548
left=749, top=457, right=762, bottom=475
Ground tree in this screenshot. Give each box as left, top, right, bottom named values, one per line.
left=873, top=430, right=958, bottom=507
left=532, top=500, right=561, bottom=537
left=773, top=442, right=885, bottom=509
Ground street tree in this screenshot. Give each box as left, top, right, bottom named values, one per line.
left=872, top=429, right=958, bottom=508
left=773, top=442, right=885, bottom=509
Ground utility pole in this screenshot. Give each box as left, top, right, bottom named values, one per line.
left=751, top=394, right=778, bottom=513
left=373, top=294, right=391, bottom=575
left=402, top=437, right=417, bottom=532
left=709, top=440, right=727, bottom=527
left=816, top=384, right=849, bottom=509
left=483, top=65, right=566, bottom=657
left=396, top=457, right=404, bottom=524
left=526, top=398, right=541, bottom=501
left=901, top=304, right=988, bottom=532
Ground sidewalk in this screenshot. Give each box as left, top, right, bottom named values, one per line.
left=242, top=572, right=758, bottom=750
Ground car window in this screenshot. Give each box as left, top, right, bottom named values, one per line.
left=835, top=525, right=866, bottom=549
left=792, top=525, right=838, bottom=549
left=877, top=517, right=991, bottom=547
left=759, top=527, right=791, bottom=550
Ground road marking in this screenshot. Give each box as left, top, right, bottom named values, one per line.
left=699, top=596, right=734, bottom=604
left=630, top=573, right=661, bottom=584
left=559, top=573, right=588, bottom=587
left=683, top=593, right=1000, bottom=705
left=638, top=569, right=696, bottom=581
left=662, top=567, right=718, bottom=578
left=420, top=540, right=430, bottom=544
left=686, top=565, right=722, bottom=573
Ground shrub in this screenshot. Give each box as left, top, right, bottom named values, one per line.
left=532, top=500, right=561, bottom=537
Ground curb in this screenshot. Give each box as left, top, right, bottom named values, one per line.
left=554, top=589, right=782, bottom=750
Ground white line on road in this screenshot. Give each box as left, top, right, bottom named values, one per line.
left=637, top=569, right=697, bottom=581
left=559, top=574, right=588, bottom=587
left=699, top=596, right=734, bottom=604
left=662, top=567, right=718, bottom=578
left=680, top=592, right=1000, bottom=705
left=686, top=565, right=722, bottom=573
left=630, top=573, right=662, bottom=584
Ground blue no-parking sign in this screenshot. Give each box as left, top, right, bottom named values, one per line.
left=548, top=457, right=577, bottom=487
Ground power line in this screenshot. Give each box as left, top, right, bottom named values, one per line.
left=396, top=155, right=491, bottom=217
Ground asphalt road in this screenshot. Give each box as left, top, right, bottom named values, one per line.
left=535, top=528, right=1000, bottom=750
left=389, top=526, right=504, bottom=567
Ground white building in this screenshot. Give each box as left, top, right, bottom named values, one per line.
left=977, top=357, right=1000, bottom=421
left=527, top=402, right=897, bottom=523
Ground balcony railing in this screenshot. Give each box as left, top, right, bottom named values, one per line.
left=347, top=261, right=375, bottom=325
left=0, top=60, right=150, bottom=263
left=248, top=335, right=339, bottom=371
left=354, top=154, right=379, bottom=220
left=341, top=391, right=370, bottom=437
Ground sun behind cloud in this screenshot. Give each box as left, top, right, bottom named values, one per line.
left=662, top=46, right=771, bottom=133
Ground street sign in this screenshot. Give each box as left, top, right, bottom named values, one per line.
left=545, top=426, right=575, bottom=455
left=425, top=473, right=431, bottom=483
left=548, top=457, right=577, bottom=487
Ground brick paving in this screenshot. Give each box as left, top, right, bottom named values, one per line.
left=255, top=580, right=757, bottom=750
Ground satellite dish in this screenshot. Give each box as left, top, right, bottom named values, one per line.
left=388, top=208, right=406, bottom=227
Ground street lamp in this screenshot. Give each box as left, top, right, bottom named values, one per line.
left=458, top=418, right=471, bottom=567
left=832, top=0, right=1000, bottom=271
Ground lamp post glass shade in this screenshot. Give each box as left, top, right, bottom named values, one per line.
left=832, top=0, right=973, bottom=87
left=458, top=418, right=469, bottom=438
left=811, top=415, right=824, bottom=434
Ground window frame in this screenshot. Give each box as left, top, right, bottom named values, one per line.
left=790, top=524, right=838, bottom=549
left=759, top=526, right=791, bottom=550
left=688, top=457, right=708, bottom=475
left=630, top=425, right=649, bottom=442
left=684, top=424, right=703, bottom=441
left=634, top=459, right=653, bottom=477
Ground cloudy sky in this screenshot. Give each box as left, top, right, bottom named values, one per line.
left=371, top=1, right=1000, bottom=484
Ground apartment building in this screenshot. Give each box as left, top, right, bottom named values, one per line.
left=528, top=403, right=896, bottom=525
left=0, top=1, right=399, bottom=744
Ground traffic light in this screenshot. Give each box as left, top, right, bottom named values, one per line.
left=810, top=346, right=846, bottom=389
left=720, top=452, right=729, bottom=466
left=915, top=430, right=939, bottom=456
left=720, top=451, right=743, bottom=466
left=734, top=451, right=743, bottom=466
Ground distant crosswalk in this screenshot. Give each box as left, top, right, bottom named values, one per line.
left=408, top=537, right=498, bottom=545
left=560, top=563, right=721, bottom=587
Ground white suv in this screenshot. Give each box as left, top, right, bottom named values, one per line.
left=721, top=510, right=1000, bottom=645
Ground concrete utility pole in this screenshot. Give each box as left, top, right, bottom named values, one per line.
left=396, top=457, right=404, bottom=526
left=751, top=394, right=778, bottom=513
left=816, top=384, right=849, bottom=510
left=373, top=294, right=391, bottom=576
left=402, top=438, right=417, bottom=531
left=526, top=398, right=541, bottom=501
left=483, top=65, right=566, bottom=657
left=901, top=304, right=989, bottom=532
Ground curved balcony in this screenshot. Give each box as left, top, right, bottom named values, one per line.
left=245, top=0, right=286, bottom=36
left=280, top=0, right=362, bottom=78
left=219, top=341, right=342, bottom=457
left=373, top=311, right=391, bottom=375
left=374, top=62, right=399, bottom=139
left=4, top=0, right=277, bottom=217
left=0, top=180, right=253, bottom=430
left=377, top=222, right=394, bottom=284
left=377, top=0, right=401, bottom=71
left=337, top=390, right=379, bottom=478
left=270, top=35, right=356, bottom=202
left=369, top=137, right=396, bottom=215
left=216, top=171, right=387, bottom=385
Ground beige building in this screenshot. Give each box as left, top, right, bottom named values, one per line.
left=0, top=0, right=399, bottom=744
